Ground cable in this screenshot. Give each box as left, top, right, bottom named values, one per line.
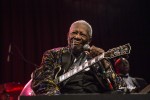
left=8, top=43, right=39, bottom=68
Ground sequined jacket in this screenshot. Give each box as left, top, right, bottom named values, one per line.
left=31, top=47, right=122, bottom=95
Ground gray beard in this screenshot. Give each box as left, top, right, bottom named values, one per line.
left=70, top=45, right=84, bottom=57
left=72, top=45, right=83, bottom=52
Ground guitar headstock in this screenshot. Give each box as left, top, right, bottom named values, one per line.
left=105, top=43, right=131, bottom=59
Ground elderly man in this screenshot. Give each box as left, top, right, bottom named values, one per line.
left=31, top=20, right=119, bottom=95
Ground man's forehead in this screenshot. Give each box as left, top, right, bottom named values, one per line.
left=70, top=23, right=89, bottom=33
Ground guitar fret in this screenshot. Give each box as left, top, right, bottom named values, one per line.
left=84, top=62, right=88, bottom=68
left=78, top=65, right=82, bottom=71
left=60, top=75, right=64, bottom=82
left=98, top=53, right=104, bottom=60
left=90, top=59, right=95, bottom=65
left=73, top=68, right=77, bottom=74
left=95, top=56, right=99, bottom=62
left=64, top=73, right=68, bottom=80
left=66, top=72, right=70, bottom=77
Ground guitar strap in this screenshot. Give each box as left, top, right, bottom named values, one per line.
left=90, top=61, right=106, bottom=90
left=93, top=72, right=106, bottom=90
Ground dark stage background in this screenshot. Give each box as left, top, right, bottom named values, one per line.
left=0, top=0, right=150, bottom=85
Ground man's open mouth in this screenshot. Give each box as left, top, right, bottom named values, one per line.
left=72, top=40, right=81, bottom=44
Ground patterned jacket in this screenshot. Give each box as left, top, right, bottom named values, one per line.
left=31, top=46, right=122, bottom=95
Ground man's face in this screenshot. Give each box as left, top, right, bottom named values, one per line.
left=68, top=23, right=91, bottom=52
left=118, top=63, right=130, bottom=75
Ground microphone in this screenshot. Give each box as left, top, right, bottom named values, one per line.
left=83, top=44, right=90, bottom=51
left=83, top=44, right=91, bottom=55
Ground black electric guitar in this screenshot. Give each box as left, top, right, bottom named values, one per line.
left=54, top=43, right=131, bottom=84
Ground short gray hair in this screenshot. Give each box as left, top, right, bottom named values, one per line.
left=70, top=20, right=92, bottom=38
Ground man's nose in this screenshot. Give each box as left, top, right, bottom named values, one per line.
left=74, top=33, right=81, bottom=39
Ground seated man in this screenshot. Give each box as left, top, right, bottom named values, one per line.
left=114, top=57, right=148, bottom=93
left=30, top=20, right=123, bottom=95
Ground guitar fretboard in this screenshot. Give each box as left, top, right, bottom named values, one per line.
left=57, top=53, right=105, bottom=83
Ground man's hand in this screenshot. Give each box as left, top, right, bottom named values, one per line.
left=89, top=45, right=105, bottom=57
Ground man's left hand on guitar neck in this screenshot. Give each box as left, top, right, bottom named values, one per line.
left=87, top=45, right=105, bottom=58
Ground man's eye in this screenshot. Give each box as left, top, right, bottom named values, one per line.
left=71, top=32, right=77, bottom=34
left=80, top=33, right=87, bottom=37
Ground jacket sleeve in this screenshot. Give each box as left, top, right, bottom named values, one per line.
left=98, top=58, right=126, bottom=91
left=31, top=50, right=60, bottom=95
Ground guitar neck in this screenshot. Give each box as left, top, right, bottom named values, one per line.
left=56, top=53, right=105, bottom=84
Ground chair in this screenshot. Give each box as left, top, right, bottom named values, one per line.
left=19, top=79, right=35, bottom=96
